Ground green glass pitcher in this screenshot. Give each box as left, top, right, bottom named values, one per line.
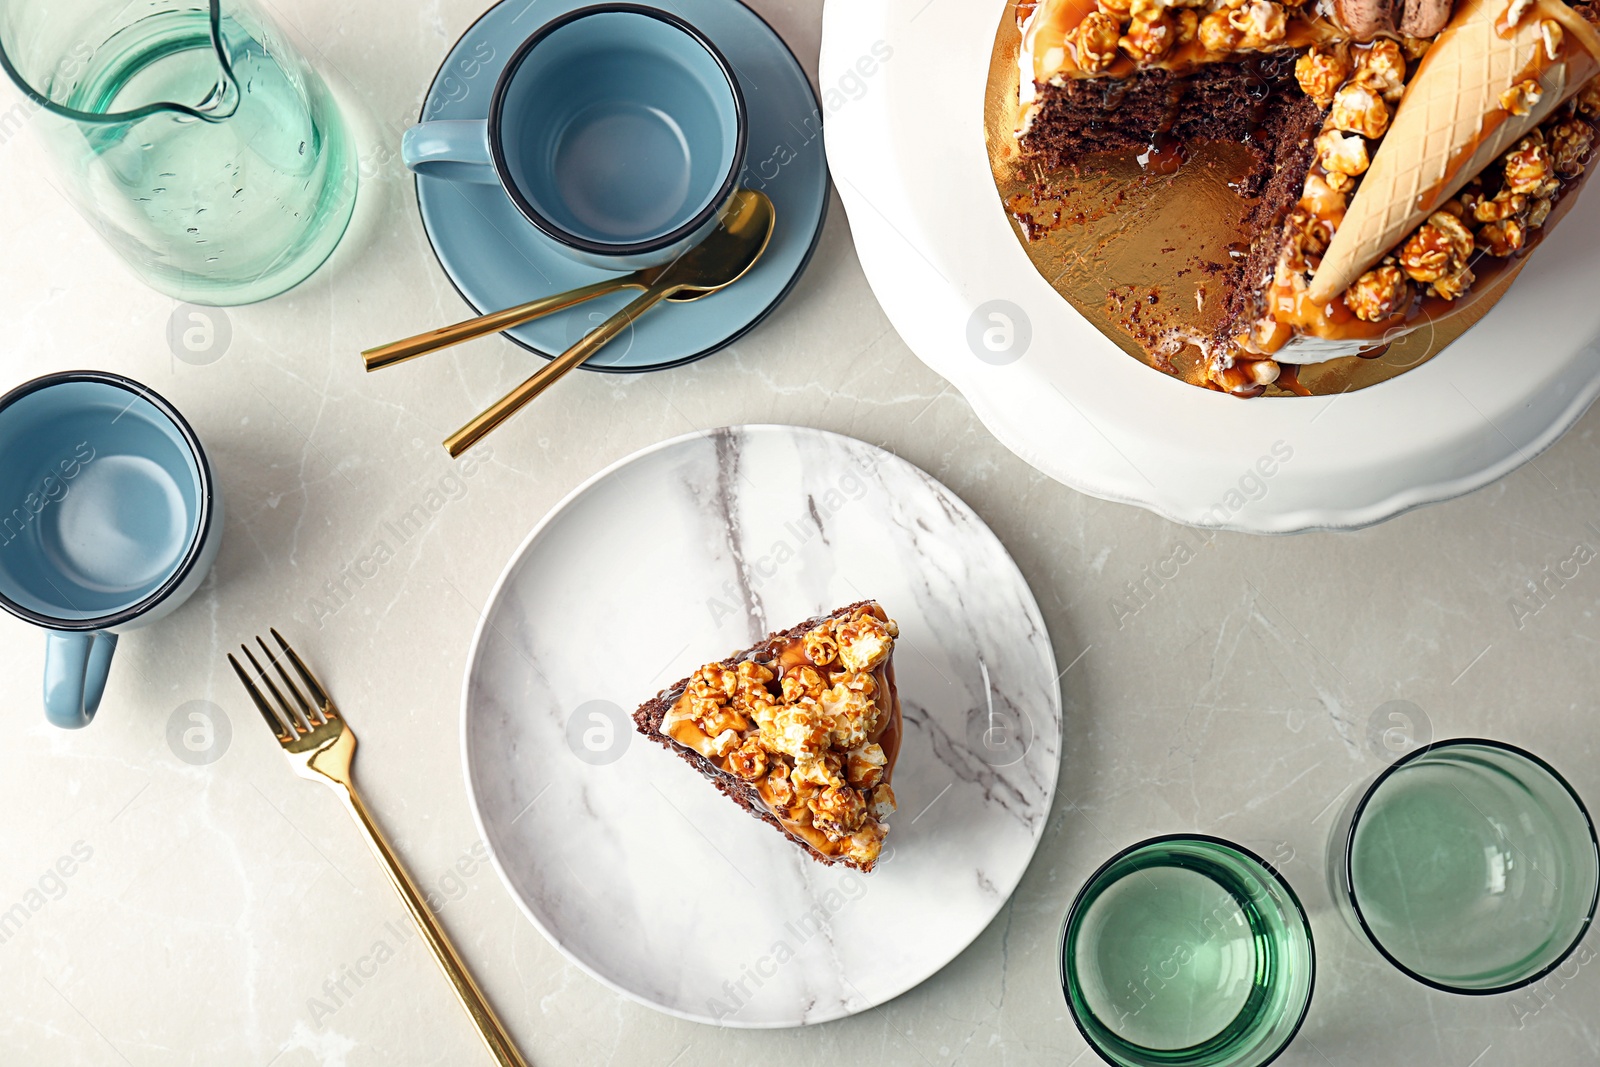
left=0, top=0, right=356, bottom=305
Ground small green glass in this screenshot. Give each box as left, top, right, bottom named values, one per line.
left=1060, top=835, right=1316, bottom=1067
left=1329, top=738, right=1600, bottom=994
left=0, top=0, right=356, bottom=305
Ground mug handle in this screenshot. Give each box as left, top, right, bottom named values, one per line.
left=401, top=120, right=499, bottom=184
left=44, top=631, right=119, bottom=729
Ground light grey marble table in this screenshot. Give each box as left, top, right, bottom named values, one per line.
left=0, top=1, right=1595, bottom=1064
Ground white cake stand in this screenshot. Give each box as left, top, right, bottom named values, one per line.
left=821, top=0, right=1600, bottom=532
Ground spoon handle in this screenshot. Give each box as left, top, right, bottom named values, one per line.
left=443, top=283, right=675, bottom=457
left=362, top=275, right=637, bottom=371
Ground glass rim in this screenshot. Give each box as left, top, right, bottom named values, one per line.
left=1341, top=736, right=1600, bottom=996
left=0, top=0, right=240, bottom=126
left=1057, top=832, right=1317, bottom=1067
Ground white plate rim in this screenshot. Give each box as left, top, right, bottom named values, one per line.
left=459, top=423, right=1063, bottom=1027
left=820, top=0, right=1600, bottom=534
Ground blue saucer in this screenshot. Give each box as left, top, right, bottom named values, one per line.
left=415, top=0, right=828, bottom=372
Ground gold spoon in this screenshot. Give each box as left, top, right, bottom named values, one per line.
left=365, top=270, right=724, bottom=371
left=442, top=189, right=775, bottom=458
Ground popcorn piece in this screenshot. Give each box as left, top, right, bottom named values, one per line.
left=1477, top=217, right=1528, bottom=256
left=1473, top=187, right=1528, bottom=222
left=1528, top=196, right=1553, bottom=228
left=837, top=612, right=893, bottom=671
left=689, top=663, right=737, bottom=702
left=1503, top=133, right=1559, bottom=195
left=841, top=822, right=888, bottom=867
left=1355, top=39, right=1408, bottom=102
left=1199, top=9, right=1246, bottom=52
left=734, top=659, right=775, bottom=695
left=1430, top=265, right=1475, bottom=300
left=1330, top=82, right=1391, bottom=139
left=1540, top=19, right=1564, bottom=62
left=1300, top=171, right=1349, bottom=220
left=810, top=785, right=868, bottom=839
left=1344, top=264, right=1409, bottom=321
left=845, top=742, right=888, bottom=790
left=1399, top=211, right=1476, bottom=300
left=1296, top=45, right=1351, bottom=108
left=1174, top=9, right=1200, bottom=44
left=1285, top=205, right=1334, bottom=262
left=767, top=761, right=796, bottom=808
left=793, top=753, right=844, bottom=793
left=1400, top=35, right=1433, bottom=60
left=727, top=737, right=769, bottom=781
left=780, top=664, right=826, bottom=703
left=1548, top=118, right=1595, bottom=177
left=820, top=672, right=880, bottom=748
left=802, top=628, right=839, bottom=667
left=1073, top=12, right=1123, bottom=72
left=1577, top=79, right=1600, bottom=118
left=1317, top=129, right=1371, bottom=176
left=762, top=700, right=832, bottom=761
left=1502, top=0, right=1535, bottom=29
left=868, top=784, right=898, bottom=821
left=696, top=699, right=751, bottom=738
left=1098, top=0, right=1134, bottom=17
left=1500, top=79, right=1543, bottom=117
left=1228, top=0, right=1287, bottom=46
left=1120, top=12, right=1178, bottom=62
left=1131, top=0, right=1207, bottom=13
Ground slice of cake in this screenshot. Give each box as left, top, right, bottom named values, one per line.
left=1015, top=0, right=1600, bottom=395
left=634, top=601, right=901, bottom=872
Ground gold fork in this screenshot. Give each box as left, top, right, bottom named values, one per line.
left=228, top=630, right=531, bottom=1067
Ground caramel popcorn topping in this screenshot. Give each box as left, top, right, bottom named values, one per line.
left=1223, top=34, right=1600, bottom=392
left=657, top=603, right=901, bottom=871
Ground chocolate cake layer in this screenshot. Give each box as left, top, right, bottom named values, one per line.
left=1020, top=56, right=1301, bottom=170
left=1221, top=93, right=1330, bottom=345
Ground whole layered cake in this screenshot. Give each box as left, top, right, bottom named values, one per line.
left=1017, top=0, right=1600, bottom=394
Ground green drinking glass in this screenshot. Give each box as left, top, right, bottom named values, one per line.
left=1060, top=835, right=1316, bottom=1067
left=1329, top=738, right=1599, bottom=994
left=0, top=0, right=356, bottom=305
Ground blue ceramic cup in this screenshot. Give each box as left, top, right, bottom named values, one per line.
left=0, top=372, right=221, bottom=729
left=402, top=3, right=747, bottom=271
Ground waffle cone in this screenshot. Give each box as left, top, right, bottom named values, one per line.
left=1308, top=0, right=1600, bottom=303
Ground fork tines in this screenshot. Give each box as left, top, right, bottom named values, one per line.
left=227, top=628, right=339, bottom=741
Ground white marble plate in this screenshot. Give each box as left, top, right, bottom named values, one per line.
left=822, top=0, right=1600, bottom=532
left=462, top=425, right=1061, bottom=1027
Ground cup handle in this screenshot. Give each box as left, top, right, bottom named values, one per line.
left=44, top=631, right=119, bottom=729
left=402, top=120, right=499, bottom=184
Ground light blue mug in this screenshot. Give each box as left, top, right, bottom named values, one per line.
left=402, top=3, right=747, bottom=271
left=0, top=372, right=221, bottom=728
